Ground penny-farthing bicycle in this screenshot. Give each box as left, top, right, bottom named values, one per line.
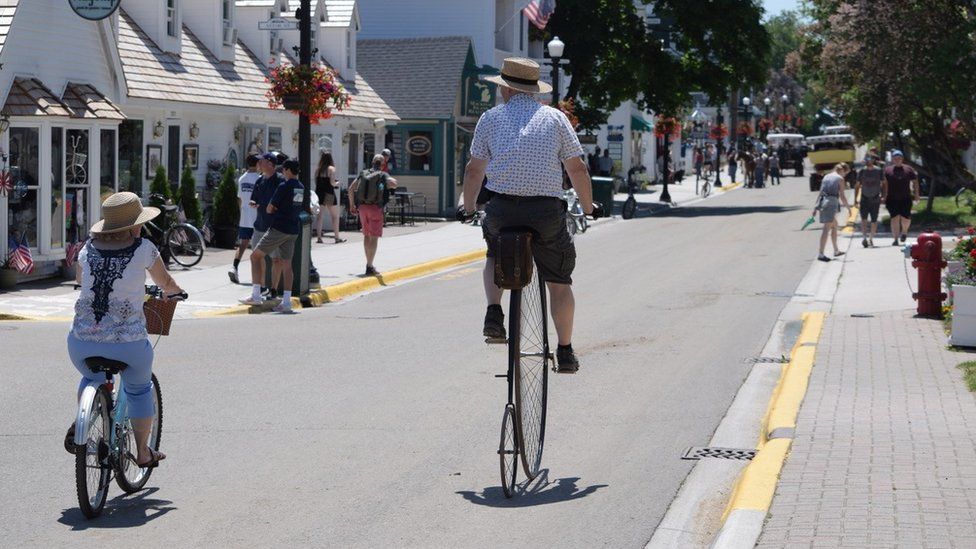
left=492, top=231, right=552, bottom=498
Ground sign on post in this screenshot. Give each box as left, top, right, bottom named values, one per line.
left=259, top=18, right=299, bottom=31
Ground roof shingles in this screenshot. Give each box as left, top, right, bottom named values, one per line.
left=357, top=36, right=471, bottom=120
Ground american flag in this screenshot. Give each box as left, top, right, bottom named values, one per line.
left=64, top=240, right=85, bottom=269
left=7, top=235, right=34, bottom=275
left=524, top=0, right=556, bottom=30
left=0, top=170, right=11, bottom=196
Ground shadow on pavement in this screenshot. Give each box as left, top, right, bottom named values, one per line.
left=58, top=487, right=176, bottom=530
left=456, top=470, right=607, bottom=508
left=656, top=205, right=803, bottom=218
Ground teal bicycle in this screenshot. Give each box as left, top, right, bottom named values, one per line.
left=70, top=286, right=185, bottom=518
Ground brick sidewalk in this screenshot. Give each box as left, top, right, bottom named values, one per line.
left=757, top=310, right=976, bottom=547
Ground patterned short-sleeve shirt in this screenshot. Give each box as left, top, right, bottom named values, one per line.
left=470, top=93, right=584, bottom=198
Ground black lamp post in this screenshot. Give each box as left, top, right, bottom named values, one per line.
left=742, top=96, right=752, bottom=148
left=288, top=0, right=313, bottom=297
left=714, top=105, right=723, bottom=188
left=547, top=36, right=565, bottom=107
left=660, top=123, right=672, bottom=203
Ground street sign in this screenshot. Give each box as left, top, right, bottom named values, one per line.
left=68, top=0, right=120, bottom=21
left=259, top=18, right=299, bottom=31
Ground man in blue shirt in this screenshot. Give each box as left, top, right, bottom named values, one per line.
left=241, top=153, right=290, bottom=308
left=243, top=159, right=304, bottom=312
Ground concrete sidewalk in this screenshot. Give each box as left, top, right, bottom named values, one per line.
left=755, top=232, right=976, bottom=547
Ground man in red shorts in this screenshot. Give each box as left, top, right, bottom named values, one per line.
left=348, top=154, right=397, bottom=275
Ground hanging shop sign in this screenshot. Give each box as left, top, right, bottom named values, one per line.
left=68, top=0, right=121, bottom=21
left=463, top=78, right=497, bottom=118
left=406, top=135, right=433, bottom=157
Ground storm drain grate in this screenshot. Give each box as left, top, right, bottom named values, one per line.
left=682, top=447, right=757, bottom=461
left=745, top=356, right=789, bottom=364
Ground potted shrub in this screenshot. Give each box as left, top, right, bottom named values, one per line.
left=948, top=246, right=976, bottom=346
left=266, top=62, right=352, bottom=123
left=178, top=166, right=203, bottom=228
left=211, top=165, right=240, bottom=249
left=0, top=257, right=17, bottom=290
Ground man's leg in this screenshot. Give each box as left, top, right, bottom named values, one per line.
left=483, top=257, right=503, bottom=306
left=271, top=258, right=283, bottom=292
left=903, top=214, right=912, bottom=238
left=547, top=282, right=575, bottom=346
left=891, top=215, right=902, bottom=242
left=247, top=249, right=266, bottom=302
left=364, top=235, right=378, bottom=267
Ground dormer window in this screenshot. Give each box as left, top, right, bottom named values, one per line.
left=166, top=0, right=178, bottom=37
left=222, top=0, right=235, bottom=45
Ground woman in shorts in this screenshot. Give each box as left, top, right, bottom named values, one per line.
left=813, top=163, right=853, bottom=262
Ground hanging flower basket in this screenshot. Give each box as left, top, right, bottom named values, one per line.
left=557, top=99, right=580, bottom=131
left=709, top=124, right=729, bottom=140
left=758, top=118, right=774, bottom=132
left=737, top=122, right=754, bottom=137
left=655, top=116, right=680, bottom=138
left=266, top=62, right=352, bottom=124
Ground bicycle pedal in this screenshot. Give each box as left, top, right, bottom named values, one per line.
left=484, top=337, right=507, bottom=345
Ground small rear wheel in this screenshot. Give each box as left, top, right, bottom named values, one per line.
left=75, top=387, right=111, bottom=519
left=622, top=196, right=637, bottom=220
left=116, top=374, right=162, bottom=493
left=499, top=404, right=518, bottom=498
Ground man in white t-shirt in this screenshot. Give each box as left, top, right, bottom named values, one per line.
left=229, top=155, right=261, bottom=284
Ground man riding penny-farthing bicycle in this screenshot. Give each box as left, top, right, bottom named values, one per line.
left=457, top=57, right=604, bottom=496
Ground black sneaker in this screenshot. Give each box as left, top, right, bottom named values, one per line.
left=228, top=269, right=239, bottom=284
left=556, top=345, right=580, bottom=373
left=900, top=234, right=907, bottom=243
left=862, top=238, right=868, bottom=248
left=892, top=239, right=899, bottom=246
left=365, top=265, right=378, bottom=276
left=483, top=305, right=506, bottom=339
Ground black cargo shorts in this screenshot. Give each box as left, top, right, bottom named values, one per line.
left=483, top=195, right=576, bottom=285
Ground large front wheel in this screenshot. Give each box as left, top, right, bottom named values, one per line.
left=75, top=387, right=111, bottom=519
left=165, top=223, right=205, bottom=268
left=622, top=196, right=637, bottom=220
left=509, top=270, right=549, bottom=480
left=116, top=374, right=162, bottom=493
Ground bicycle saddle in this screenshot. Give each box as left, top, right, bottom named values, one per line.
left=85, top=357, right=129, bottom=375
left=161, top=204, right=178, bottom=212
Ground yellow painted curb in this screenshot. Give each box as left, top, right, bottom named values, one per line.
left=842, top=189, right=860, bottom=234
left=0, top=312, right=72, bottom=322
left=722, top=310, right=827, bottom=521
left=194, top=249, right=487, bottom=317
left=719, top=182, right=743, bottom=192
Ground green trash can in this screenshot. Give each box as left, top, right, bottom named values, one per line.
left=590, top=176, right=617, bottom=214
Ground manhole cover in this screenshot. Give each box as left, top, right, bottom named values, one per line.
left=682, top=447, right=756, bottom=461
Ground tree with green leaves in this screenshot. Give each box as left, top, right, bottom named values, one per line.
left=149, top=165, right=170, bottom=203
left=178, top=166, right=203, bottom=228
left=548, top=0, right=770, bottom=126
left=212, top=165, right=240, bottom=229
left=801, top=0, right=976, bottom=194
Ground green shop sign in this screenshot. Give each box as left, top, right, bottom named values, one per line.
left=464, top=78, right=496, bottom=117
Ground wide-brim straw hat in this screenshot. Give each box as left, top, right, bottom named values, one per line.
left=90, top=192, right=160, bottom=234
left=485, top=57, right=553, bottom=95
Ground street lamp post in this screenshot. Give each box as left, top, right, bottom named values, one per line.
left=714, top=105, right=723, bottom=188
left=742, top=96, right=752, bottom=148
left=547, top=36, right=565, bottom=107
left=763, top=97, right=772, bottom=140
left=288, top=0, right=313, bottom=297
left=781, top=93, right=789, bottom=130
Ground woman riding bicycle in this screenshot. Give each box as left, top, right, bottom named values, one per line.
left=66, top=192, right=184, bottom=468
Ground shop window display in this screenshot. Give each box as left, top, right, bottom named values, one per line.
left=7, top=127, right=40, bottom=249
left=51, top=127, right=64, bottom=250
left=65, top=129, right=90, bottom=247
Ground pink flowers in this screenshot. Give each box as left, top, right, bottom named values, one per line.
left=265, top=62, right=352, bottom=124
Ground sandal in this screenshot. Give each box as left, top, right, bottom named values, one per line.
left=131, top=447, right=166, bottom=469
left=334, top=238, right=347, bottom=244
left=316, top=238, right=324, bottom=244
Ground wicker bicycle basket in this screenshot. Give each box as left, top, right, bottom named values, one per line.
left=144, top=298, right=177, bottom=336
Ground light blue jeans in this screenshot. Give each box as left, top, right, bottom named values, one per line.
left=67, top=333, right=155, bottom=418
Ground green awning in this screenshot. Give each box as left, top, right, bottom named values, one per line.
left=631, top=116, right=654, bottom=132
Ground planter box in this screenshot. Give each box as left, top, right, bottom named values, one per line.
left=951, top=284, right=976, bottom=346
left=0, top=268, right=17, bottom=290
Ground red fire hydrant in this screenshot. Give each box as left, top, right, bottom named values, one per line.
left=911, top=232, right=948, bottom=317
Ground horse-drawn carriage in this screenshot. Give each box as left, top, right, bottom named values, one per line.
left=766, top=133, right=807, bottom=176
left=806, top=129, right=856, bottom=191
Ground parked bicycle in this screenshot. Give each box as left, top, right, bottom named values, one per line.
left=144, top=193, right=205, bottom=268
left=71, top=286, right=187, bottom=519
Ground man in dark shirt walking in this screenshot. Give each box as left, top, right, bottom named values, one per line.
left=855, top=155, right=884, bottom=247
left=882, top=150, right=920, bottom=246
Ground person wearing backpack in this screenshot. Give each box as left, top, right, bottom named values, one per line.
left=348, top=154, right=397, bottom=276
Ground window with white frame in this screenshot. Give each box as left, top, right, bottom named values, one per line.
left=346, top=30, right=352, bottom=69
left=222, top=0, right=235, bottom=45
left=166, top=0, right=178, bottom=37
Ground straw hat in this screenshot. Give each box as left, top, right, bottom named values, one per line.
left=90, top=192, right=160, bottom=234
left=485, top=57, right=552, bottom=95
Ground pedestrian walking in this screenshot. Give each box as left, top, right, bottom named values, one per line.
left=381, top=148, right=394, bottom=173
left=813, top=163, right=853, bottom=261
left=598, top=149, right=614, bottom=176
left=727, top=149, right=738, bottom=183
left=755, top=153, right=766, bottom=188
left=348, top=154, right=397, bottom=276
left=769, top=153, right=781, bottom=185
left=313, top=151, right=345, bottom=244
left=67, top=192, right=184, bottom=467
left=459, top=57, right=603, bottom=373
left=240, top=153, right=284, bottom=302
left=883, top=150, right=920, bottom=245
left=694, top=147, right=704, bottom=180
left=588, top=146, right=601, bottom=174
left=242, top=159, right=305, bottom=313
left=855, top=155, right=884, bottom=247
left=228, top=155, right=260, bottom=284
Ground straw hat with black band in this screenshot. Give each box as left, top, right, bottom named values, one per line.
left=90, top=192, right=160, bottom=235
left=485, top=57, right=553, bottom=95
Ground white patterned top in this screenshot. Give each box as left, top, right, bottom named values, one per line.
left=470, top=93, right=584, bottom=198
left=71, top=239, right=160, bottom=343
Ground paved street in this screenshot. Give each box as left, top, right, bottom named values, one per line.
left=1, top=175, right=820, bottom=547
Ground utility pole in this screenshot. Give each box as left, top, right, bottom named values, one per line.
left=291, top=0, right=312, bottom=296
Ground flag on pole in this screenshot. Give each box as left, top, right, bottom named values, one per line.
left=8, top=235, right=34, bottom=275
left=0, top=170, right=11, bottom=196
left=524, top=0, right=556, bottom=30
